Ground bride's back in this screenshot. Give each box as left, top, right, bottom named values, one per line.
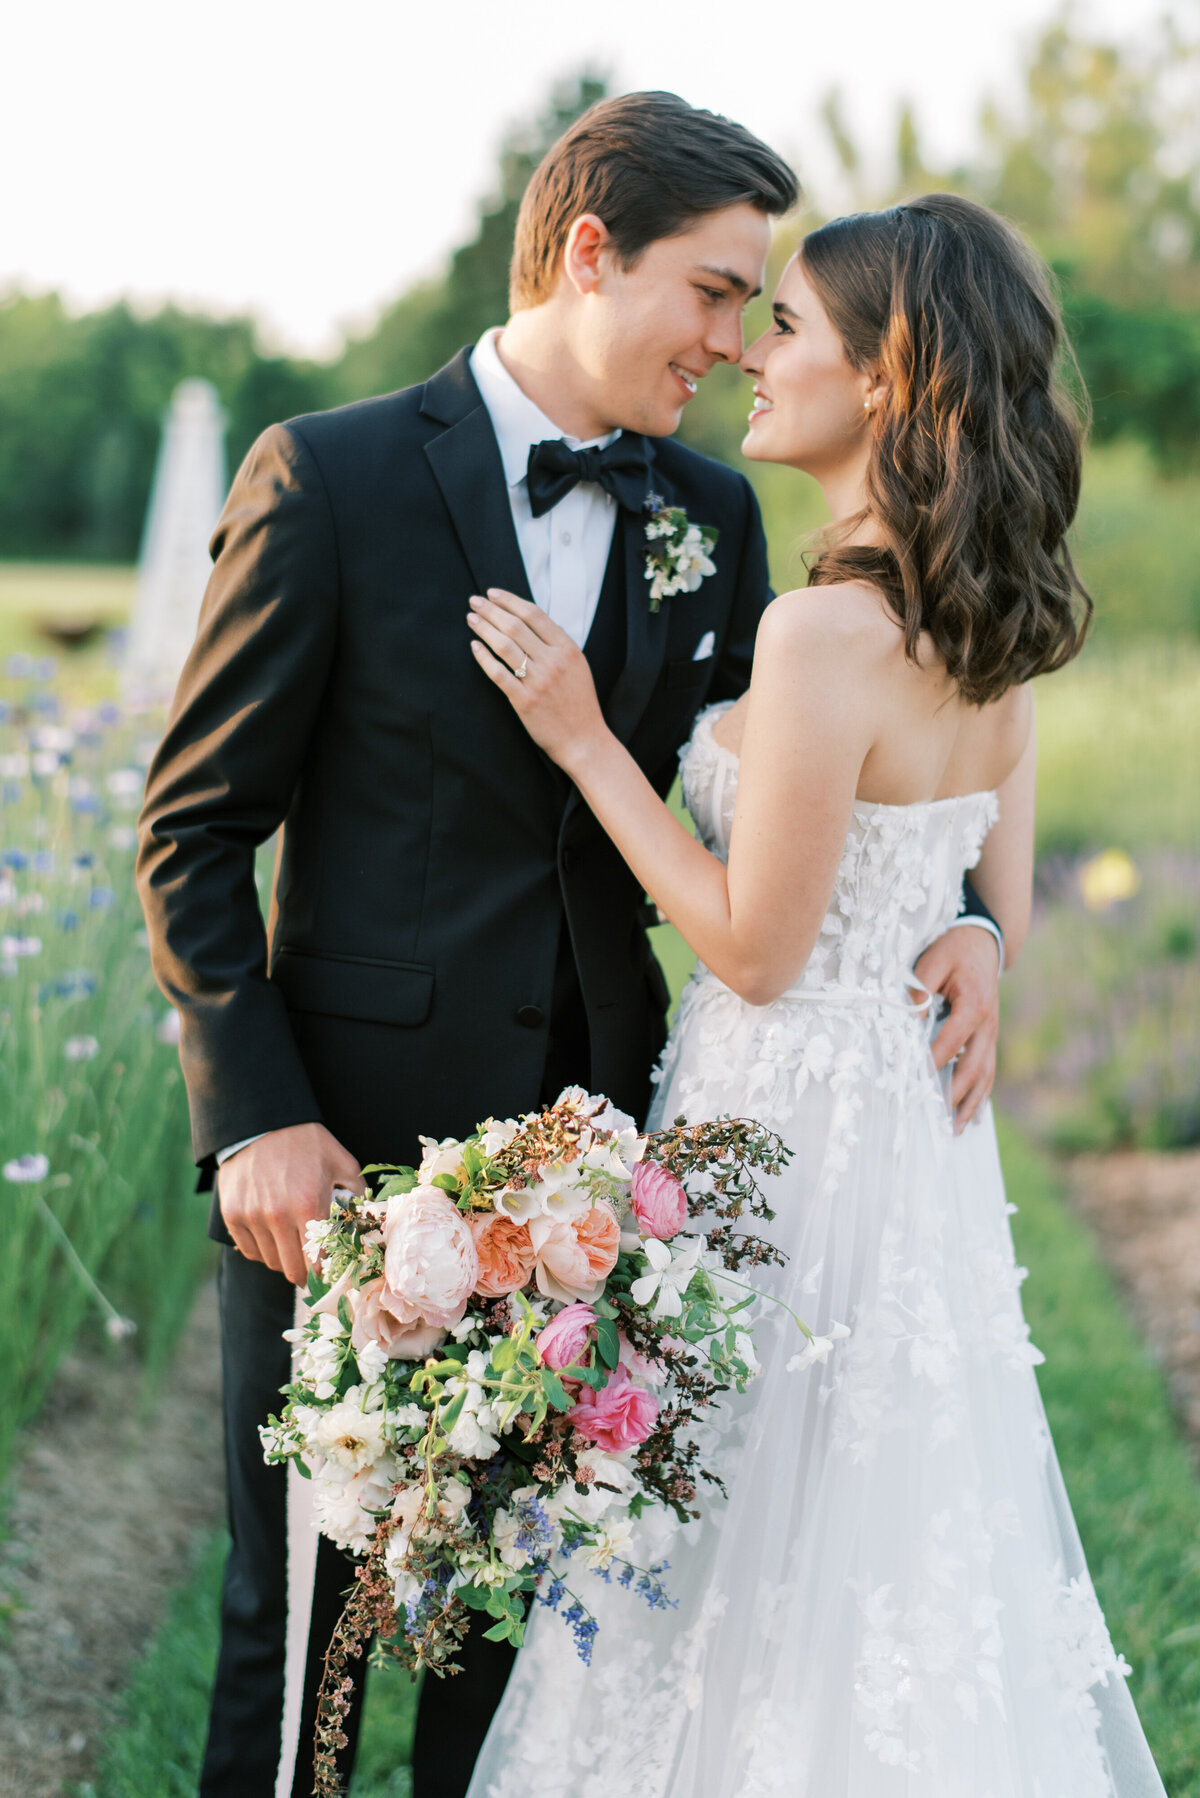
left=713, top=578, right=1034, bottom=810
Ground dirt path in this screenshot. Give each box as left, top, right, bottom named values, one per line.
left=1065, top=1148, right=1200, bottom=1460
left=0, top=1280, right=224, bottom=1798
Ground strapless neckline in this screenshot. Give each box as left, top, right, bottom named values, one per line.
left=697, top=700, right=998, bottom=817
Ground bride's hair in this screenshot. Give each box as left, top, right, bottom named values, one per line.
left=802, top=193, right=1092, bottom=704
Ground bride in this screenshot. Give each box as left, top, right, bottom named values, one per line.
left=464, top=194, right=1167, bottom=1796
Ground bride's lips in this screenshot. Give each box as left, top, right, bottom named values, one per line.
left=747, top=386, right=774, bottom=425
left=669, top=362, right=700, bottom=401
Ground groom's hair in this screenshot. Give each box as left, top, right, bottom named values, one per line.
left=509, top=92, right=798, bottom=310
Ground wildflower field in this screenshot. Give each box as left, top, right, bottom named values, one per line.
left=0, top=631, right=212, bottom=1493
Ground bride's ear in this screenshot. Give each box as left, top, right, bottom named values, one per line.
left=863, top=373, right=890, bottom=418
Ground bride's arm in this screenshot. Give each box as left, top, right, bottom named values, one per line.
left=969, top=711, right=1037, bottom=969
left=469, top=587, right=871, bottom=1007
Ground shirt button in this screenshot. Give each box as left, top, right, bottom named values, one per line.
left=561, top=530, right=572, bottom=545
left=516, top=1005, right=545, bottom=1029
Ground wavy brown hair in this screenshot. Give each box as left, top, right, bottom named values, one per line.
left=801, top=194, right=1092, bottom=704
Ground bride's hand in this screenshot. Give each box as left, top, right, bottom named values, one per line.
left=468, top=589, right=609, bottom=776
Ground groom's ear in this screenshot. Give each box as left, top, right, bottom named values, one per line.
left=561, top=214, right=615, bottom=298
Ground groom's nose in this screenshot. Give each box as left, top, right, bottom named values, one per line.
left=702, top=305, right=746, bottom=366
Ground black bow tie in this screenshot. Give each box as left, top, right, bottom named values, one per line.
left=525, top=435, right=649, bottom=519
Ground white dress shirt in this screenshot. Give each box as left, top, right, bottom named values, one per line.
left=468, top=326, right=621, bottom=649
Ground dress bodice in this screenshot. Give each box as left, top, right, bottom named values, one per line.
left=680, top=701, right=998, bottom=1003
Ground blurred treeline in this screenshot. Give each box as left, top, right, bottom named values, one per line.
left=4, top=13, right=1200, bottom=616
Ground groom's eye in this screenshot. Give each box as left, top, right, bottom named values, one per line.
left=696, top=285, right=727, bottom=304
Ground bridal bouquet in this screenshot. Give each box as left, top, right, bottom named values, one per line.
left=262, top=1088, right=797, bottom=1794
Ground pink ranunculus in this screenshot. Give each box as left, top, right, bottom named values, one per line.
left=527, top=1216, right=601, bottom=1305
left=630, top=1160, right=689, bottom=1240
left=468, top=1212, right=537, bottom=1298
left=350, top=1276, right=447, bottom=1361
left=537, top=1302, right=596, bottom=1372
left=567, top=1362, right=659, bottom=1453
left=382, top=1184, right=479, bottom=1328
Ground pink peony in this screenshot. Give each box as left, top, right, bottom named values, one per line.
left=537, top=1302, right=596, bottom=1371
left=567, top=1362, right=659, bottom=1453
left=382, top=1184, right=479, bottom=1328
left=630, top=1160, right=688, bottom=1240
left=350, top=1277, right=446, bottom=1361
left=468, top=1212, right=536, bottom=1298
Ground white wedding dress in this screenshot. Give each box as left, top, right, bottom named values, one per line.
left=466, top=701, right=1167, bottom=1798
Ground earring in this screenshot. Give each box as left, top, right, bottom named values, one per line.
left=863, top=396, right=873, bottom=414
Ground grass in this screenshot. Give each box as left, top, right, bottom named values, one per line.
left=71, top=1530, right=229, bottom=1798
left=77, top=1131, right=1200, bottom=1796
left=1031, top=638, right=1200, bottom=856
left=999, top=1120, right=1200, bottom=1793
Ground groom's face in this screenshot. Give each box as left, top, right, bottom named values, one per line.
left=577, top=203, right=771, bottom=438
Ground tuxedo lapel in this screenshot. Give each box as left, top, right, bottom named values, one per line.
left=604, top=446, right=672, bottom=745
left=421, top=350, right=532, bottom=602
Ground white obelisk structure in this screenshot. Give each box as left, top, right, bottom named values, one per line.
left=124, top=379, right=227, bottom=702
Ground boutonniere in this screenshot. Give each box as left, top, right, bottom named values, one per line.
left=643, top=492, right=719, bottom=613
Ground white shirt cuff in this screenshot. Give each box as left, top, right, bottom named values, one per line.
left=215, top=1133, right=268, bottom=1166
left=945, top=914, right=1005, bottom=976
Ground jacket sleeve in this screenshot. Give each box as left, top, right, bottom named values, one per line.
left=707, top=474, right=772, bottom=705
left=136, top=422, right=338, bottom=1166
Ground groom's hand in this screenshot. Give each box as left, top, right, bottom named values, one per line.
left=913, top=927, right=1001, bottom=1132
left=218, top=1122, right=365, bottom=1286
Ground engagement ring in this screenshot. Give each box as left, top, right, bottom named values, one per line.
left=514, top=656, right=529, bottom=680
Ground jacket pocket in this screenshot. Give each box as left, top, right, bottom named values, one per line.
left=272, top=947, right=435, bottom=1026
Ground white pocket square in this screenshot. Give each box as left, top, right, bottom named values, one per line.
left=692, top=630, right=716, bottom=662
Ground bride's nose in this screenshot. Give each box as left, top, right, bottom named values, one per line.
left=740, top=332, right=769, bottom=378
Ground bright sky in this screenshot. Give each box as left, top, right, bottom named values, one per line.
left=5, top=0, right=1152, bottom=358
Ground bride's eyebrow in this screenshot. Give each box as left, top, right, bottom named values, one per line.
left=772, top=300, right=799, bottom=320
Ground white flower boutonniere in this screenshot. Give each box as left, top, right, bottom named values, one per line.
left=643, top=493, right=719, bottom=614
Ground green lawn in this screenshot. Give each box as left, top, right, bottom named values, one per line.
left=78, top=1130, right=1200, bottom=1797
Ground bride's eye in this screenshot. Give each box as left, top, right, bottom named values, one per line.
left=772, top=312, right=794, bottom=336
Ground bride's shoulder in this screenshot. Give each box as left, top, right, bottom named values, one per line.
left=756, top=581, right=898, bottom=668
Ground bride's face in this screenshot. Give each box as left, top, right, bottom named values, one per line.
left=739, top=254, right=877, bottom=480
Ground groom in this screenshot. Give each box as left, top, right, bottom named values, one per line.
left=137, top=91, right=1002, bottom=1798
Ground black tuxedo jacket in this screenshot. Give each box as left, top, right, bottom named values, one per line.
left=136, top=348, right=770, bottom=1185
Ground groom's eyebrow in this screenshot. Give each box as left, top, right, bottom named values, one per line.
left=698, top=264, right=762, bottom=299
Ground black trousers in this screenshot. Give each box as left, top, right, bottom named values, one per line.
left=198, top=938, right=597, bottom=1798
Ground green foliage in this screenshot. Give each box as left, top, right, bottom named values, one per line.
left=0, top=290, right=329, bottom=561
